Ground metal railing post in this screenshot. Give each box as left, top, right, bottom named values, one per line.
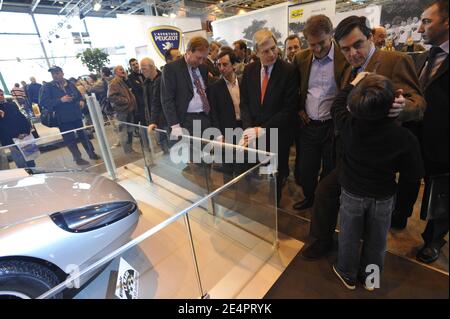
left=85, top=94, right=117, bottom=180
left=183, top=213, right=208, bottom=299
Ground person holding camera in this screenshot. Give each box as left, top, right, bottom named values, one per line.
left=39, top=66, right=100, bottom=166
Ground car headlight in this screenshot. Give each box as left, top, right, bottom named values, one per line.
left=50, top=201, right=137, bottom=233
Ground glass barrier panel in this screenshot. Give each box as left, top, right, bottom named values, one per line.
left=185, top=156, right=278, bottom=298
left=0, top=125, right=106, bottom=173
left=34, top=216, right=202, bottom=299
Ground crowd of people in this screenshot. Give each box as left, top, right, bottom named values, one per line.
left=0, top=0, right=447, bottom=292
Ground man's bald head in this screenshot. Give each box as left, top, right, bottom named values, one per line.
left=114, top=65, right=127, bottom=79
left=372, top=26, right=387, bottom=48
left=140, top=57, right=157, bottom=79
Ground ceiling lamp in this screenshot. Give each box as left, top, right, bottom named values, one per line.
left=93, top=0, right=102, bottom=11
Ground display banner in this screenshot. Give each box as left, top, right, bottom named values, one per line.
left=211, top=2, right=288, bottom=48
left=331, top=5, right=382, bottom=32
left=288, top=0, right=336, bottom=35
left=149, top=26, right=182, bottom=60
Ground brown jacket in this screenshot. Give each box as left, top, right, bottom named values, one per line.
left=341, top=50, right=426, bottom=122
left=107, top=76, right=137, bottom=114
left=293, top=42, right=350, bottom=112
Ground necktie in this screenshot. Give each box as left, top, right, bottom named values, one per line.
left=191, top=67, right=210, bottom=114
left=350, top=67, right=361, bottom=81
left=261, top=65, right=269, bottom=105
left=420, top=46, right=443, bottom=90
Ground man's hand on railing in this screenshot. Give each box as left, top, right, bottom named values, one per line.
left=147, top=123, right=157, bottom=133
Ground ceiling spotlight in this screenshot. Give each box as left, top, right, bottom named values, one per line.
left=93, top=0, right=102, bottom=11
left=162, top=13, right=169, bottom=17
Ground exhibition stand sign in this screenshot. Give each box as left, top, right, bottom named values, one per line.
left=149, top=26, right=182, bottom=60
left=288, top=0, right=336, bottom=35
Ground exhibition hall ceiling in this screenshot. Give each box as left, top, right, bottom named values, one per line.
left=0, top=0, right=390, bottom=18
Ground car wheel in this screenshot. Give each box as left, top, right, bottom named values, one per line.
left=0, top=260, right=62, bottom=299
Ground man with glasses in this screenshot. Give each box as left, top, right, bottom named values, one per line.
left=300, top=16, right=425, bottom=260
left=239, top=28, right=299, bottom=204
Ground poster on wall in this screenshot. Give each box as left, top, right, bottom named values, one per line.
left=288, top=0, right=336, bottom=36
left=331, top=5, right=382, bottom=33
left=211, top=2, right=288, bottom=50
left=148, top=26, right=182, bottom=60
left=380, top=0, right=432, bottom=49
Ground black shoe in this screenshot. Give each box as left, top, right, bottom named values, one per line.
left=293, top=198, right=314, bottom=210
left=75, top=158, right=90, bottom=166
left=89, top=153, right=101, bottom=160
left=416, top=246, right=440, bottom=264
left=300, top=239, right=332, bottom=260
left=332, top=264, right=356, bottom=290
left=390, top=211, right=407, bottom=230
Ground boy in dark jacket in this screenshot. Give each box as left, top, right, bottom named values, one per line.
left=331, top=73, right=424, bottom=291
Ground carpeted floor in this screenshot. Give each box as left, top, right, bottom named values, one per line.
left=264, top=246, right=449, bottom=299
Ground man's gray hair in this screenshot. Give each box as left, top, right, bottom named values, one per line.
left=253, top=29, right=277, bottom=52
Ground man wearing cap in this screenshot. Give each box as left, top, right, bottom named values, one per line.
left=40, top=66, right=100, bottom=166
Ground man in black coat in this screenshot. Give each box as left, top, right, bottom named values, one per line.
left=414, top=0, right=449, bottom=264
left=240, top=29, right=299, bottom=203
left=0, top=88, right=36, bottom=168
left=208, top=50, right=245, bottom=182
left=161, top=36, right=211, bottom=155
left=39, top=66, right=99, bottom=166
left=128, top=58, right=146, bottom=126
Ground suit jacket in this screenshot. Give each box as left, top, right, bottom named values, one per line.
left=293, top=42, right=350, bottom=112
left=161, top=57, right=208, bottom=127
left=207, top=78, right=240, bottom=135
left=204, top=58, right=220, bottom=79
left=342, top=50, right=426, bottom=123
left=240, top=59, right=299, bottom=130
left=415, top=52, right=449, bottom=168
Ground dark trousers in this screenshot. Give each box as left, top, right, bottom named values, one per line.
left=394, top=176, right=421, bottom=220
left=296, top=120, right=334, bottom=200
left=294, top=126, right=302, bottom=183
left=336, top=188, right=395, bottom=281
left=420, top=160, right=449, bottom=248
left=180, top=112, right=211, bottom=163
left=310, top=167, right=341, bottom=241
left=59, top=119, right=96, bottom=161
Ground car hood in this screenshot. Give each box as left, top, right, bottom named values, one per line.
left=0, top=169, right=135, bottom=228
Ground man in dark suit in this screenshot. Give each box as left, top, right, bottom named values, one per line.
left=240, top=29, right=299, bottom=203
left=414, top=0, right=449, bottom=263
left=128, top=58, right=146, bottom=126
left=209, top=50, right=242, bottom=136
left=161, top=36, right=210, bottom=140
left=204, top=41, right=221, bottom=82
left=292, top=15, right=350, bottom=211
left=301, top=16, right=426, bottom=259
left=208, top=50, right=243, bottom=183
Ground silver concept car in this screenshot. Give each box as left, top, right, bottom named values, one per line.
left=0, top=169, right=140, bottom=299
